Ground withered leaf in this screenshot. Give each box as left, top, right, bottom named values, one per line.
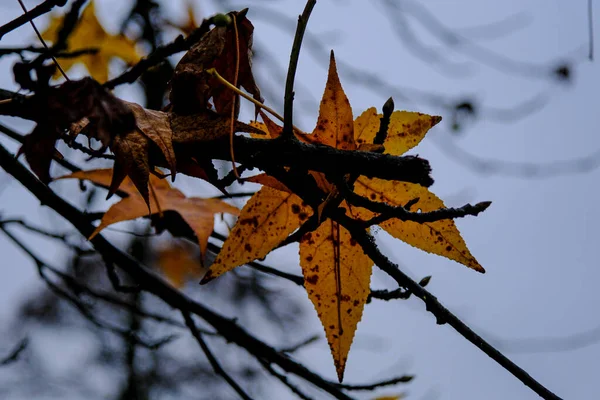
left=19, top=77, right=135, bottom=183
left=170, top=10, right=262, bottom=116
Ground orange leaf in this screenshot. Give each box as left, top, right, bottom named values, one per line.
left=353, top=177, right=484, bottom=272
left=157, top=241, right=206, bottom=287
left=58, top=169, right=238, bottom=258
left=300, top=218, right=373, bottom=381
left=202, top=186, right=312, bottom=283
left=244, top=174, right=291, bottom=193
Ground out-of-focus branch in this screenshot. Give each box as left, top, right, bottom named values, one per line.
left=0, top=0, right=67, bottom=40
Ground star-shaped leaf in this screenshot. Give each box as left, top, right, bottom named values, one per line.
left=57, top=169, right=239, bottom=261
left=42, top=1, right=141, bottom=82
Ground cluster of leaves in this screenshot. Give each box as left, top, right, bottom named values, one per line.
left=8, top=2, right=486, bottom=383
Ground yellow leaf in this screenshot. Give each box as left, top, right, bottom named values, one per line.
left=300, top=218, right=373, bottom=381
left=202, top=186, right=313, bottom=283
left=42, top=1, right=141, bottom=82
left=353, top=177, right=484, bottom=272
left=58, top=169, right=238, bottom=258
left=311, top=51, right=355, bottom=151
left=373, top=396, right=405, bottom=400
left=354, top=108, right=441, bottom=155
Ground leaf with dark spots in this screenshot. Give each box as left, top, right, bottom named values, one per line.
left=201, top=186, right=313, bottom=283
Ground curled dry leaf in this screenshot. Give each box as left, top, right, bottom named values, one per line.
left=170, top=9, right=262, bottom=116
left=57, top=169, right=239, bottom=260
left=20, top=77, right=135, bottom=183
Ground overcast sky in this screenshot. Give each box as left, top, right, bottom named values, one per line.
left=1, top=1, right=599, bottom=399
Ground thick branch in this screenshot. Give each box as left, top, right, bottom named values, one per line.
left=194, top=136, right=433, bottom=187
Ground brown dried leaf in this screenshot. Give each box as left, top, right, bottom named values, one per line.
left=19, top=77, right=135, bottom=183
left=170, top=10, right=262, bottom=116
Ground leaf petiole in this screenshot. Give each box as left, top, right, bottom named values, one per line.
left=206, top=67, right=306, bottom=134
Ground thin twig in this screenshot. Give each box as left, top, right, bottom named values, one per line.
left=0, top=0, right=67, bottom=40
left=0, top=338, right=28, bottom=366
left=259, top=359, right=315, bottom=400
left=332, top=375, right=413, bottom=391
left=337, top=214, right=562, bottom=400
left=16, top=0, right=69, bottom=80
left=589, top=0, right=594, bottom=61
left=183, top=312, right=254, bottom=400
left=283, top=0, right=317, bottom=138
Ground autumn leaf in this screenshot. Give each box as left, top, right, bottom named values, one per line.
left=42, top=1, right=141, bottom=83
left=351, top=178, right=484, bottom=272
left=299, top=218, right=372, bottom=381
left=57, top=169, right=239, bottom=260
left=19, top=78, right=135, bottom=183
left=157, top=241, right=206, bottom=287
left=170, top=9, right=262, bottom=116
left=167, top=0, right=200, bottom=37
left=350, top=107, right=483, bottom=272
left=202, top=186, right=312, bottom=282
left=203, top=52, right=374, bottom=381
left=354, top=107, right=442, bottom=155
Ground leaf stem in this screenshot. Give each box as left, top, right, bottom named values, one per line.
left=207, top=68, right=306, bottom=133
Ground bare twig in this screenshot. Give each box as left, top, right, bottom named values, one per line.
left=183, top=312, right=254, bottom=400
left=16, top=0, right=69, bottom=80
left=283, top=0, right=317, bottom=138
left=0, top=338, right=28, bottom=366
left=336, top=213, right=562, bottom=400
left=0, top=0, right=67, bottom=40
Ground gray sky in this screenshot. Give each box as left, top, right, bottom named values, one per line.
left=1, top=0, right=599, bottom=399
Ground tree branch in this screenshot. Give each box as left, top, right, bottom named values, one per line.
left=0, top=142, right=354, bottom=400
left=0, top=0, right=67, bottom=40
left=336, top=213, right=562, bottom=400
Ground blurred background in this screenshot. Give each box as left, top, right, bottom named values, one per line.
left=0, top=0, right=598, bottom=399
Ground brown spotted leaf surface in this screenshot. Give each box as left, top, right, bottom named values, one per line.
left=351, top=178, right=484, bottom=272
left=202, top=186, right=312, bottom=282
left=203, top=52, right=374, bottom=381
left=299, top=215, right=372, bottom=382
left=58, top=169, right=239, bottom=260
left=354, top=107, right=442, bottom=155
